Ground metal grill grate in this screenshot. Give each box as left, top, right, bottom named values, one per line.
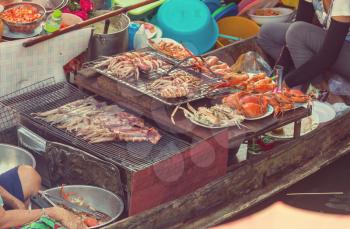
left=0, top=78, right=56, bottom=143
left=89, top=51, right=221, bottom=106
left=2, top=81, right=192, bottom=172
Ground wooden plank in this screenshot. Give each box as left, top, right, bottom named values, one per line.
left=105, top=112, right=350, bottom=229
left=183, top=136, right=350, bottom=229
left=129, top=131, right=228, bottom=215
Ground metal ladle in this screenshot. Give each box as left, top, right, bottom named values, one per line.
left=103, top=19, right=110, bottom=34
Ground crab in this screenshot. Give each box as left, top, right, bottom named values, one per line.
left=222, top=91, right=269, bottom=118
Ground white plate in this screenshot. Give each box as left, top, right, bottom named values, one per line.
left=3, top=24, right=43, bottom=39
left=134, top=21, right=161, bottom=39
left=148, top=37, right=184, bottom=51
left=312, top=101, right=336, bottom=123
left=245, top=105, right=274, bottom=121
left=266, top=113, right=320, bottom=139
left=184, top=111, right=244, bottom=129
left=248, top=7, right=294, bottom=25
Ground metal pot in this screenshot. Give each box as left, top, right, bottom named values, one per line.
left=0, top=0, right=18, bottom=6
left=45, top=185, right=124, bottom=228
left=0, top=144, right=36, bottom=174
left=20, top=0, right=68, bottom=14
left=88, top=11, right=130, bottom=60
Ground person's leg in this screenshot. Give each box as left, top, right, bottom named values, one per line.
left=0, top=166, right=25, bottom=203
left=257, top=23, right=291, bottom=61
left=18, top=165, right=41, bottom=205
left=285, top=21, right=326, bottom=69
left=0, top=165, right=41, bottom=205
left=286, top=21, right=350, bottom=93
left=330, top=41, right=350, bottom=81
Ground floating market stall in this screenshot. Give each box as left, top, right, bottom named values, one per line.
left=1, top=36, right=349, bottom=228
left=1, top=0, right=350, bottom=228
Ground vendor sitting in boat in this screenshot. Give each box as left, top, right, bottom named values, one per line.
left=258, top=0, right=350, bottom=94
left=0, top=165, right=86, bottom=229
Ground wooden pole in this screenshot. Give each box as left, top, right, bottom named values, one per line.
left=286, top=192, right=344, bottom=196
left=22, top=0, right=157, bottom=47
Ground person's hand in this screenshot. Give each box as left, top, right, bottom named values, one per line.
left=49, top=207, right=87, bottom=229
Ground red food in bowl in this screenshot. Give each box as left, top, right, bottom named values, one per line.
left=1, top=5, right=41, bottom=23
left=1, top=2, right=45, bottom=34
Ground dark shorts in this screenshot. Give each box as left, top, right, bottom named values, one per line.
left=0, top=166, right=25, bottom=202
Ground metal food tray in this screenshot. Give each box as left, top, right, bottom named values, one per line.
left=90, top=51, right=222, bottom=106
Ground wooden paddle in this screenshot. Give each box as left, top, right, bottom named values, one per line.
left=22, top=0, right=157, bottom=47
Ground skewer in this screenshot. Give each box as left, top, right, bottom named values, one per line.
left=171, top=105, right=180, bottom=125
left=182, top=46, right=203, bottom=68
left=286, top=192, right=344, bottom=196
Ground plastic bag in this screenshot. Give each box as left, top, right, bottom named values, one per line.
left=328, top=74, right=350, bottom=96
left=332, top=103, right=350, bottom=116
left=231, top=51, right=272, bottom=75
left=21, top=216, right=65, bottom=229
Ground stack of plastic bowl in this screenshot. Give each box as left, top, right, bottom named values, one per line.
left=212, top=3, right=238, bottom=21
left=281, top=0, right=299, bottom=8
left=201, top=0, right=221, bottom=13
left=216, top=16, right=260, bottom=47
left=152, top=0, right=218, bottom=55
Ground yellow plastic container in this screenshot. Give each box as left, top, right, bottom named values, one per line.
left=281, top=0, right=299, bottom=8
left=216, top=16, right=260, bottom=47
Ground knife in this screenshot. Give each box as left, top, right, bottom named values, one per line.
left=42, top=192, right=97, bottom=216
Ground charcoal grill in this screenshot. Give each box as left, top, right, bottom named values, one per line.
left=1, top=82, right=193, bottom=172
left=89, top=50, right=222, bottom=106
left=0, top=80, right=228, bottom=216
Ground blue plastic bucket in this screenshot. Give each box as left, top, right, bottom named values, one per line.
left=153, top=0, right=219, bottom=55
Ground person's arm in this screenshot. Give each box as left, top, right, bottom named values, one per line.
left=295, top=0, right=315, bottom=23
left=0, top=206, right=87, bottom=229
left=285, top=17, right=350, bottom=87
left=0, top=207, right=45, bottom=228
left=0, top=186, right=26, bottom=209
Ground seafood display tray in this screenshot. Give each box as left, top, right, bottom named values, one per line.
left=90, top=52, right=221, bottom=106
left=1, top=82, right=193, bottom=172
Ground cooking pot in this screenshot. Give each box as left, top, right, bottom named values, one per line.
left=0, top=144, right=36, bottom=174
left=0, top=0, right=67, bottom=13
left=45, top=185, right=124, bottom=228
left=88, top=11, right=130, bottom=60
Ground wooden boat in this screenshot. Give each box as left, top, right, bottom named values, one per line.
left=72, top=37, right=350, bottom=228
left=1, top=37, right=349, bottom=228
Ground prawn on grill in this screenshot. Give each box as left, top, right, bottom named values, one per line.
left=95, top=51, right=169, bottom=81
left=148, top=71, right=202, bottom=99
left=32, top=97, right=162, bottom=144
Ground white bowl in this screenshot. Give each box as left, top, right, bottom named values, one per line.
left=61, top=13, right=83, bottom=27
left=248, top=7, right=294, bottom=25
